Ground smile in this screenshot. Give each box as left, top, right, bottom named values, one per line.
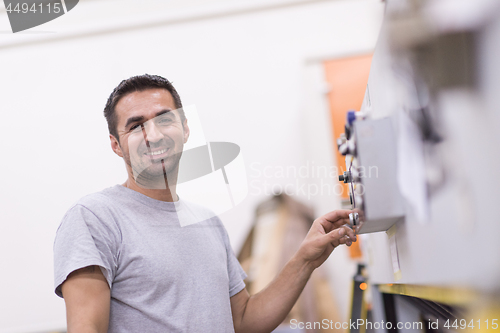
left=145, top=148, right=168, bottom=156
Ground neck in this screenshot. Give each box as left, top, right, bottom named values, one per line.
left=123, top=176, right=178, bottom=202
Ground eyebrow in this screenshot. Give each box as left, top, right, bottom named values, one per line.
left=124, top=109, right=172, bottom=129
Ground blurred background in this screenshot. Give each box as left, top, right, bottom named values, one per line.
left=1, top=0, right=499, bottom=332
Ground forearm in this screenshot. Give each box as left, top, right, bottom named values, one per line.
left=232, top=211, right=356, bottom=333
left=67, top=322, right=103, bottom=333
left=237, top=254, right=315, bottom=333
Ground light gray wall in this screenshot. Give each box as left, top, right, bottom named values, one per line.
left=0, top=0, right=384, bottom=331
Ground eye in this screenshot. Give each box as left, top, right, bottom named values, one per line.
left=157, top=114, right=173, bottom=125
left=130, top=124, right=142, bottom=133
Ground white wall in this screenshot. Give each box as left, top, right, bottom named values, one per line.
left=0, top=0, right=383, bottom=331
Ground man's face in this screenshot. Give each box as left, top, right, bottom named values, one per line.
left=111, top=88, right=189, bottom=187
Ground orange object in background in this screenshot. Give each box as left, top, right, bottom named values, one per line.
left=324, top=54, right=372, bottom=199
left=324, top=54, right=372, bottom=260
left=348, top=237, right=363, bottom=259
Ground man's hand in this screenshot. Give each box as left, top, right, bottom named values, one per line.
left=231, top=209, right=357, bottom=333
left=296, top=209, right=357, bottom=270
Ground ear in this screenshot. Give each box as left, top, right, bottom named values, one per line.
left=182, top=119, right=190, bottom=144
left=110, top=134, right=124, bottom=157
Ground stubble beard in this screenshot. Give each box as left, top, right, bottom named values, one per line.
left=122, top=144, right=183, bottom=190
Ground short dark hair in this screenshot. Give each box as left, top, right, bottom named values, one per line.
left=104, top=74, right=184, bottom=142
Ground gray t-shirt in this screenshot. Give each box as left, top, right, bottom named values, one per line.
left=53, top=185, right=247, bottom=333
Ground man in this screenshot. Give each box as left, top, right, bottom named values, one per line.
left=53, top=74, right=357, bottom=333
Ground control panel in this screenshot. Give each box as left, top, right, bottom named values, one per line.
left=337, top=111, right=405, bottom=233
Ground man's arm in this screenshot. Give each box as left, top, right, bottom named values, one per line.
left=61, top=265, right=111, bottom=333
left=230, top=210, right=356, bottom=333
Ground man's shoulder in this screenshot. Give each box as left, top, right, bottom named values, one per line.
left=71, top=185, right=122, bottom=211
left=58, top=185, right=125, bottom=232
left=61, top=185, right=130, bottom=224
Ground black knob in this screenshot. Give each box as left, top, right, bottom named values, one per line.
left=345, top=125, right=351, bottom=140
left=339, top=171, right=350, bottom=183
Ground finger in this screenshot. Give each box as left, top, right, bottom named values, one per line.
left=323, top=226, right=350, bottom=248
left=334, top=227, right=356, bottom=247
left=320, top=220, right=352, bottom=234
left=316, top=227, right=345, bottom=249
left=345, top=235, right=353, bottom=247
left=335, top=225, right=357, bottom=241
left=331, top=235, right=353, bottom=249
left=320, top=210, right=353, bottom=225
left=343, top=226, right=357, bottom=242
left=337, top=234, right=352, bottom=245
left=317, top=214, right=352, bottom=233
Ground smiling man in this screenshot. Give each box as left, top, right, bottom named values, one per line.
left=53, top=74, right=357, bottom=333
left=111, top=86, right=188, bottom=195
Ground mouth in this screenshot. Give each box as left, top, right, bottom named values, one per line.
left=144, top=148, right=169, bottom=159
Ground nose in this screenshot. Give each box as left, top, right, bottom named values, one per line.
left=142, top=120, right=163, bottom=144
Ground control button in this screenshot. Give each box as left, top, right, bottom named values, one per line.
left=349, top=212, right=359, bottom=226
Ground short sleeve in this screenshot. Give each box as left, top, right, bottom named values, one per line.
left=221, top=226, right=247, bottom=297
left=53, top=204, right=119, bottom=298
